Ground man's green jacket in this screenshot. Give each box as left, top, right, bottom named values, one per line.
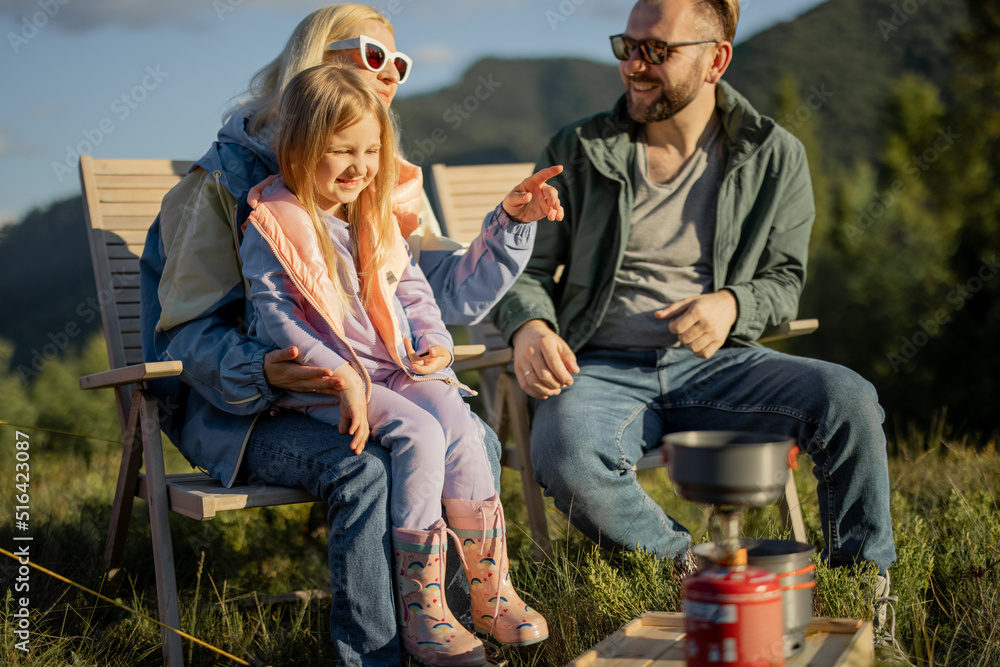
left=492, top=80, right=816, bottom=351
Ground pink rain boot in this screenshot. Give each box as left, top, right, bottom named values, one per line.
left=442, top=495, right=549, bottom=646
left=393, top=519, right=486, bottom=667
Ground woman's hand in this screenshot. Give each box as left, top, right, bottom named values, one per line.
left=263, top=346, right=345, bottom=395
left=502, top=165, right=565, bottom=223
left=404, top=339, right=451, bottom=375
left=330, top=364, right=370, bottom=455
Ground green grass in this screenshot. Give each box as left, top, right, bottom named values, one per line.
left=1, top=429, right=998, bottom=666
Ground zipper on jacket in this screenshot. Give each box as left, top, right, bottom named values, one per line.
left=248, top=217, right=374, bottom=402
left=376, top=271, right=476, bottom=395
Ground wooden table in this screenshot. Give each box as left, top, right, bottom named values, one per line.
left=567, top=612, right=873, bottom=667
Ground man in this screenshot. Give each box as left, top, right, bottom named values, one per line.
left=492, top=0, right=895, bottom=627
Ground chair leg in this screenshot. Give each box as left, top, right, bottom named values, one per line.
left=489, top=372, right=513, bottom=468
left=105, top=390, right=144, bottom=577
left=139, top=391, right=185, bottom=667
left=779, top=471, right=807, bottom=543
left=502, top=372, right=552, bottom=560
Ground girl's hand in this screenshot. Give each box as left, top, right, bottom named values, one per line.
left=330, top=364, right=370, bottom=454
left=404, top=339, right=451, bottom=375
left=502, top=165, right=565, bottom=223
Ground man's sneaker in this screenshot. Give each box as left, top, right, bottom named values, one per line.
left=872, top=571, right=893, bottom=641
left=672, top=545, right=698, bottom=581
left=871, top=571, right=915, bottom=666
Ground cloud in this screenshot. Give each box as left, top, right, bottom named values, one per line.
left=0, top=128, right=45, bottom=157
left=409, top=42, right=458, bottom=66
left=0, top=211, right=18, bottom=230
left=1, top=0, right=321, bottom=32
left=34, top=103, right=57, bottom=119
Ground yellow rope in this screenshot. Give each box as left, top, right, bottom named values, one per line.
left=0, top=419, right=121, bottom=445
left=0, top=547, right=260, bottom=666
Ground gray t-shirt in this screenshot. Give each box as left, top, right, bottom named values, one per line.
left=587, top=113, right=723, bottom=350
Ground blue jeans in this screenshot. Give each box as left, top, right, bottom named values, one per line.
left=242, top=409, right=503, bottom=667
left=530, top=346, right=896, bottom=574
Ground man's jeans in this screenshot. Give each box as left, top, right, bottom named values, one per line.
left=242, top=409, right=503, bottom=667
left=530, top=346, right=897, bottom=574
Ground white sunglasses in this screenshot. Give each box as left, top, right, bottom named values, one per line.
left=325, top=34, right=412, bottom=84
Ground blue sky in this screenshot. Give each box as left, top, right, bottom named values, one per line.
left=0, top=0, right=826, bottom=226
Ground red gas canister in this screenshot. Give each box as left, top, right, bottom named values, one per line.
left=684, top=566, right=785, bottom=666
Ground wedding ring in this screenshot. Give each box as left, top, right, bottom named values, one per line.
left=524, top=369, right=534, bottom=377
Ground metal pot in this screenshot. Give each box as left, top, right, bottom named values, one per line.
left=660, top=431, right=796, bottom=507
left=693, top=539, right=815, bottom=657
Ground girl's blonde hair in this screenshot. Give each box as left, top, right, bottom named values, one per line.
left=228, top=3, right=394, bottom=136
left=277, top=64, right=399, bottom=308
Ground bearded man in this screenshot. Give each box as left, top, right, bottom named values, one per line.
left=492, top=0, right=896, bottom=639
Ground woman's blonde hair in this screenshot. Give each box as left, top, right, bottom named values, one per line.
left=228, top=3, right=393, bottom=136
left=277, top=64, right=399, bottom=308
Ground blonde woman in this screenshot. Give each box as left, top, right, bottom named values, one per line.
left=140, top=5, right=548, bottom=666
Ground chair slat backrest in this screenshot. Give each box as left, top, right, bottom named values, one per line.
left=430, top=163, right=535, bottom=240
left=79, top=155, right=192, bottom=431
left=430, top=162, right=536, bottom=408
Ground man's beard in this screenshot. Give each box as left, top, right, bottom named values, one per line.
left=625, top=66, right=701, bottom=123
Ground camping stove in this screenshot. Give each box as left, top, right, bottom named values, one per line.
left=661, top=431, right=810, bottom=667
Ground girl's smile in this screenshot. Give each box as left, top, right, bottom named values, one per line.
left=314, top=115, right=382, bottom=215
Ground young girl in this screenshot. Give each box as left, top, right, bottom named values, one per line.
left=240, top=64, right=563, bottom=667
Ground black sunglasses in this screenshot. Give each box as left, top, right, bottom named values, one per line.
left=609, top=34, right=719, bottom=65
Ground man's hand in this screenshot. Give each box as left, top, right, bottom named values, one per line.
left=511, top=319, right=580, bottom=399
left=502, top=165, right=565, bottom=223
left=264, top=346, right=345, bottom=394
left=654, top=290, right=738, bottom=359
left=330, top=364, right=370, bottom=455
left=404, top=339, right=451, bottom=375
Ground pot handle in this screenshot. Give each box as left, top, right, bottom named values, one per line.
left=787, top=444, right=800, bottom=470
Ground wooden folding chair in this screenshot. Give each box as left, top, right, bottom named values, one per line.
left=78, top=156, right=323, bottom=666
left=431, top=162, right=816, bottom=557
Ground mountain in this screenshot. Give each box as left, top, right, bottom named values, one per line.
left=0, top=196, right=100, bottom=375
left=724, top=0, right=969, bottom=167
left=0, top=0, right=972, bottom=374
left=393, top=0, right=969, bottom=171
left=392, top=57, right=623, bottom=168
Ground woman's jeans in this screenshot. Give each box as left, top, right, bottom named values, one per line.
left=241, top=408, right=502, bottom=667
left=530, top=346, right=897, bottom=574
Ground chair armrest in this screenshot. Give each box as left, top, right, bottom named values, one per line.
left=80, top=361, right=184, bottom=390
left=452, top=347, right=513, bottom=373
left=758, top=318, right=819, bottom=344
left=453, top=344, right=486, bottom=365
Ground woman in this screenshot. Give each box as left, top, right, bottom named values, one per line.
left=139, top=5, right=542, bottom=666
